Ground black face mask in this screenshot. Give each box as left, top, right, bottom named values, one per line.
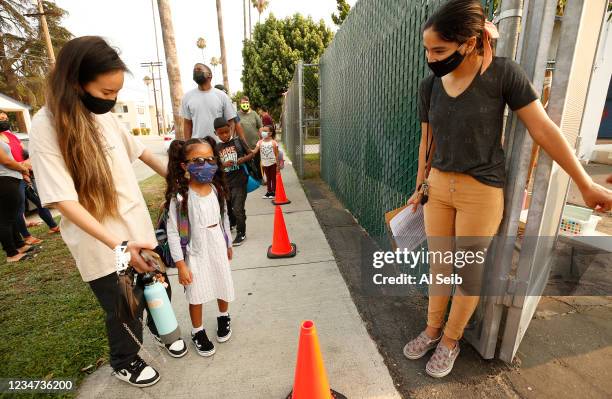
left=193, top=70, right=209, bottom=85
left=0, top=121, right=10, bottom=132
left=427, top=45, right=466, bottom=77
left=80, top=91, right=117, bottom=114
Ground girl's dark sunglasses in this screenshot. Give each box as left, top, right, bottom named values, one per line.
left=186, top=156, right=217, bottom=165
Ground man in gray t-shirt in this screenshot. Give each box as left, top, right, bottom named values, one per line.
left=180, top=63, right=237, bottom=140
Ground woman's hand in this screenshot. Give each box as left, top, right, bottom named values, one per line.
left=579, top=181, right=612, bottom=213
left=177, top=262, right=193, bottom=286
left=227, top=248, right=233, bottom=261
left=126, top=241, right=156, bottom=273
left=406, top=190, right=423, bottom=213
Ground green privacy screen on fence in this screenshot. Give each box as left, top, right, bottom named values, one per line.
left=320, top=0, right=495, bottom=243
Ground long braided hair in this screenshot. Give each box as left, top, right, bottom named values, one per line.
left=164, top=136, right=228, bottom=213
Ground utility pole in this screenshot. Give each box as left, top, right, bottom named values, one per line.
left=150, top=0, right=168, bottom=134
left=248, top=0, right=252, bottom=39
left=141, top=62, right=163, bottom=135
left=24, top=0, right=56, bottom=67
left=243, top=0, right=248, bottom=41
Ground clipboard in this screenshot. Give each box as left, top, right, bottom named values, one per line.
left=385, top=204, right=427, bottom=252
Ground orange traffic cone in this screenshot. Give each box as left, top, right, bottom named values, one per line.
left=267, top=205, right=297, bottom=258
left=285, top=321, right=347, bottom=399
left=272, top=170, right=291, bottom=205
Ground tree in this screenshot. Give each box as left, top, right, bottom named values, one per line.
left=251, top=0, right=269, bottom=24
left=215, top=0, right=229, bottom=92
left=196, top=37, right=206, bottom=61
left=331, top=0, right=351, bottom=26
left=241, top=13, right=333, bottom=118
left=0, top=0, right=71, bottom=112
left=157, top=0, right=184, bottom=138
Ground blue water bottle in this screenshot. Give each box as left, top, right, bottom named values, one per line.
left=143, top=273, right=181, bottom=345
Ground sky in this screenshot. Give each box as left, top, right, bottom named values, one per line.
left=54, top=0, right=358, bottom=110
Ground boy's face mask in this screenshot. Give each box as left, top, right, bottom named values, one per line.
left=240, top=103, right=250, bottom=111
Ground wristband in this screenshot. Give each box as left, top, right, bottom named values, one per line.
left=114, top=241, right=131, bottom=274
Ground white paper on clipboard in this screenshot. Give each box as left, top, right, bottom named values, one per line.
left=388, top=205, right=427, bottom=252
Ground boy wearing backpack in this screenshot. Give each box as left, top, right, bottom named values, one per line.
left=214, top=117, right=255, bottom=246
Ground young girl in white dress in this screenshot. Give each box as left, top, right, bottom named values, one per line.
left=165, top=137, right=235, bottom=357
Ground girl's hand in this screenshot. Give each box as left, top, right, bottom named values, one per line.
left=580, top=181, right=612, bottom=213
left=127, top=241, right=156, bottom=273
left=177, top=263, right=193, bottom=286
left=406, top=190, right=423, bottom=213
left=227, top=248, right=233, bottom=261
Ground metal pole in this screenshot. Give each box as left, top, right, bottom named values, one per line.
left=150, top=66, right=161, bottom=135
left=243, top=0, right=248, bottom=41
left=37, top=0, right=55, bottom=65
left=495, top=0, right=524, bottom=59
left=151, top=0, right=167, bottom=134
left=248, top=0, right=252, bottom=39
left=297, top=61, right=304, bottom=178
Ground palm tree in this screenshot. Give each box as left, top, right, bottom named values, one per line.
left=156, top=0, right=184, bottom=138
left=210, top=56, right=220, bottom=77
left=215, top=0, right=229, bottom=92
left=196, top=37, right=206, bottom=61
left=251, top=0, right=269, bottom=24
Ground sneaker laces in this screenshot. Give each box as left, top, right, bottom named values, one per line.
left=128, top=355, right=147, bottom=374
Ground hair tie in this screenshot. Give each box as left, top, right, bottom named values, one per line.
left=481, top=20, right=499, bottom=74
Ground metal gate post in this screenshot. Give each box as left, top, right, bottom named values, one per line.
left=297, top=61, right=304, bottom=178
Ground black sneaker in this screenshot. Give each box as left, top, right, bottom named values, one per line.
left=270, top=192, right=276, bottom=199
left=191, top=329, right=216, bottom=357
left=262, top=192, right=271, bottom=199
left=112, top=355, right=160, bottom=387
left=233, top=234, right=246, bottom=246
left=217, top=315, right=232, bottom=343
left=153, top=334, right=188, bottom=358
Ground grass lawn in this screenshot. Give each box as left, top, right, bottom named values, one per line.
left=303, top=153, right=320, bottom=179
left=0, top=175, right=166, bottom=397
left=305, top=137, right=320, bottom=145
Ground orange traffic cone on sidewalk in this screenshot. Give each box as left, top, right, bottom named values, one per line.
left=285, top=320, right=347, bottom=399
left=272, top=170, right=291, bottom=205
left=267, top=205, right=297, bottom=258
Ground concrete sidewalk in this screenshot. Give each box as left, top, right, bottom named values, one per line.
left=78, top=161, right=401, bottom=398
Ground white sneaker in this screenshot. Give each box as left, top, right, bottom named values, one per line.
left=112, top=356, right=160, bottom=387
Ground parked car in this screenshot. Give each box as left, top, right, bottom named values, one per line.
left=163, top=130, right=175, bottom=151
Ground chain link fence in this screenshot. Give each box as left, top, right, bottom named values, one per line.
left=281, top=62, right=320, bottom=179
left=319, top=0, right=495, bottom=242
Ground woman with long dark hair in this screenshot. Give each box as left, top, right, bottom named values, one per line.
left=29, top=36, right=184, bottom=387
left=404, top=0, right=612, bottom=377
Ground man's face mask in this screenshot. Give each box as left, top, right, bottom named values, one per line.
left=193, top=70, right=209, bottom=85
left=427, top=43, right=467, bottom=77
left=240, top=103, right=250, bottom=111
left=0, top=120, right=10, bottom=132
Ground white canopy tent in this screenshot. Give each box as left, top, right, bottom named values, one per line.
left=0, top=93, right=32, bottom=133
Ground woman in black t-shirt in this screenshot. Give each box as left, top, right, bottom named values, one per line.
left=404, top=0, right=612, bottom=378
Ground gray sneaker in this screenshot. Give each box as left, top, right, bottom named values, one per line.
left=403, top=330, right=442, bottom=360
left=425, top=342, right=460, bottom=378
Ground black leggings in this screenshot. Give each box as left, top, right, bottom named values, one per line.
left=0, top=176, right=25, bottom=257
